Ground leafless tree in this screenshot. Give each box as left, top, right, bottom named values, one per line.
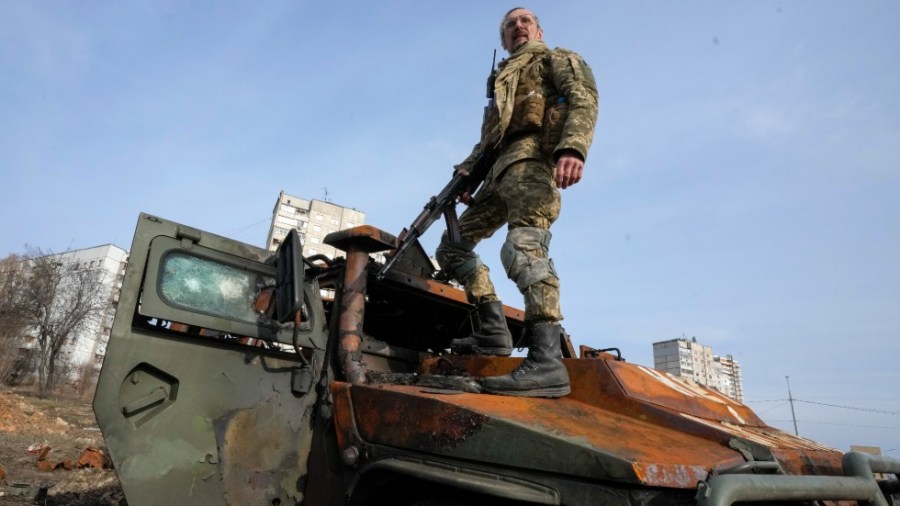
left=0, top=254, right=30, bottom=384
left=1, top=248, right=107, bottom=397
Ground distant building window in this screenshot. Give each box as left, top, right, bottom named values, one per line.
left=311, top=237, right=320, bottom=244
left=276, top=216, right=299, bottom=227
left=331, top=218, right=339, bottom=225
left=280, top=205, right=295, bottom=214
left=312, top=225, right=322, bottom=233
left=315, top=214, right=323, bottom=221
left=345, top=221, right=356, bottom=227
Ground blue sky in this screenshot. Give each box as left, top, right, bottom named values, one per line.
left=2, top=1, right=899, bottom=453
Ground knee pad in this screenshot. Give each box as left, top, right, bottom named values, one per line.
left=500, top=227, right=558, bottom=292
left=436, top=231, right=482, bottom=282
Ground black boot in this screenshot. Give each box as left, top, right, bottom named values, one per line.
left=479, top=322, right=570, bottom=398
left=450, top=301, right=513, bottom=356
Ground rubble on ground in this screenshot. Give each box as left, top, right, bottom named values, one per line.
left=0, top=388, right=124, bottom=505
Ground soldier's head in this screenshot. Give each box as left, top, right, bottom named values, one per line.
left=499, top=7, right=543, bottom=53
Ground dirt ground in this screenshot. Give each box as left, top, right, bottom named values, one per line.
left=0, top=388, right=125, bottom=505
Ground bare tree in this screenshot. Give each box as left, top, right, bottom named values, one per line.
left=2, top=248, right=107, bottom=397
left=0, top=254, right=30, bottom=384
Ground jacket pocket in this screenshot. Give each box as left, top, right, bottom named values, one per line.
left=541, top=98, right=568, bottom=153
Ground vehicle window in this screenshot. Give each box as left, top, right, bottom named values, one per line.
left=158, top=251, right=273, bottom=325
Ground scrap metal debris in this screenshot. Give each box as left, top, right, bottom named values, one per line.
left=33, top=444, right=111, bottom=472
left=0, top=389, right=125, bottom=504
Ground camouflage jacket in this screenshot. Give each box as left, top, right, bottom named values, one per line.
left=457, top=40, right=599, bottom=187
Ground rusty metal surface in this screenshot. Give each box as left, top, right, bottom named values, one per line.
left=771, top=447, right=844, bottom=476
left=604, top=361, right=763, bottom=427
left=340, top=381, right=747, bottom=488
left=331, top=382, right=355, bottom=452
left=337, top=245, right=370, bottom=384
left=324, top=225, right=397, bottom=253
left=432, top=355, right=826, bottom=449
left=327, top=225, right=408, bottom=384
left=408, top=355, right=846, bottom=487
left=376, top=261, right=526, bottom=322
left=218, top=394, right=314, bottom=505
left=680, top=413, right=840, bottom=454
left=380, top=268, right=471, bottom=305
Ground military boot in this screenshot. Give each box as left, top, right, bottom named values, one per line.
left=479, top=321, right=570, bottom=398
left=450, top=301, right=513, bottom=356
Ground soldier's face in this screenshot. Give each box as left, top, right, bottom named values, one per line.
left=502, top=9, right=542, bottom=52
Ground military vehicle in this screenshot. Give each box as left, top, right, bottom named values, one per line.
left=94, top=213, right=899, bottom=505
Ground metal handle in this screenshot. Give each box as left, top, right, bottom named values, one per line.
left=122, top=386, right=168, bottom=416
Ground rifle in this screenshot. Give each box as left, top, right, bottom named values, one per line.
left=375, top=153, right=494, bottom=281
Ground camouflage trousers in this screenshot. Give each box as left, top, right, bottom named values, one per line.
left=436, top=159, right=563, bottom=322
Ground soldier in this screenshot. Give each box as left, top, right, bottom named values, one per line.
left=436, top=7, right=598, bottom=397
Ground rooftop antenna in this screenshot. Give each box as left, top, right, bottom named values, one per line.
left=323, top=187, right=330, bottom=202
left=786, top=375, right=799, bottom=435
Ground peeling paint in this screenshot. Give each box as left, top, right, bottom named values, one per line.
left=680, top=412, right=840, bottom=452
left=634, top=462, right=709, bottom=488
left=726, top=406, right=745, bottom=425
left=636, top=366, right=737, bottom=407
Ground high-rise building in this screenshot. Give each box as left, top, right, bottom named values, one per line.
left=714, top=354, right=744, bottom=402
left=652, top=337, right=743, bottom=402
left=265, top=191, right=366, bottom=259
left=652, top=337, right=714, bottom=384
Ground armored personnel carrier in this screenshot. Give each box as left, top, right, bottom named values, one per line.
left=93, top=213, right=900, bottom=505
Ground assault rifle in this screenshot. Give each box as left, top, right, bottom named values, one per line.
left=376, top=152, right=494, bottom=281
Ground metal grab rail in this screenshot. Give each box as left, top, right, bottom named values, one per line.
left=696, top=452, right=900, bottom=506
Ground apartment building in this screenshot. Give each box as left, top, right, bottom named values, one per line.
left=53, top=244, right=128, bottom=374
left=652, top=337, right=744, bottom=402
left=714, top=354, right=744, bottom=402
left=265, top=191, right=366, bottom=259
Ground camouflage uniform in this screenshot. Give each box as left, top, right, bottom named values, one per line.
left=437, top=40, right=598, bottom=322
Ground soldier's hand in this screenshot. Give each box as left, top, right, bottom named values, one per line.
left=555, top=153, right=584, bottom=189
left=460, top=185, right=475, bottom=205
left=455, top=168, right=475, bottom=204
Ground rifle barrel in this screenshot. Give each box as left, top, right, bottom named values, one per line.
left=378, top=165, right=490, bottom=280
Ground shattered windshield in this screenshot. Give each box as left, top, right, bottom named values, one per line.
left=158, top=252, right=273, bottom=325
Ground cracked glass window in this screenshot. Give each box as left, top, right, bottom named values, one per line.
left=158, top=252, right=273, bottom=325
